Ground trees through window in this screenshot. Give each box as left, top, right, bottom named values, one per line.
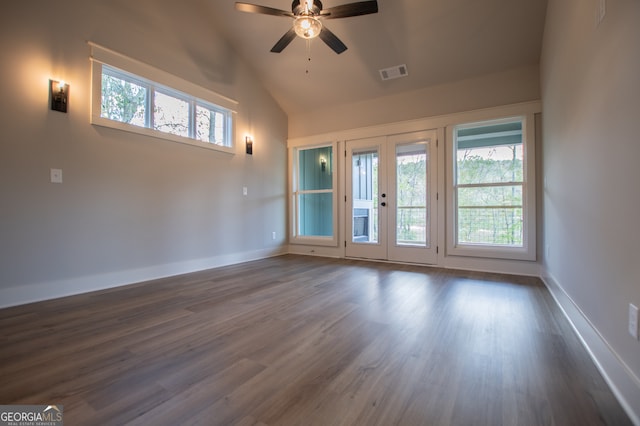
left=96, top=64, right=233, bottom=148
left=454, top=119, right=526, bottom=247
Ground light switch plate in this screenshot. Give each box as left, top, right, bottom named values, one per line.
left=50, top=168, right=63, bottom=184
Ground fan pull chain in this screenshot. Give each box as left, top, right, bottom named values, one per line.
left=305, top=39, right=312, bottom=75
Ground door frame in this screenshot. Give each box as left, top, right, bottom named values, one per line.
left=345, top=130, right=439, bottom=264
left=345, top=136, right=388, bottom=260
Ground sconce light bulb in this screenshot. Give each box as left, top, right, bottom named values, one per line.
left=245, top=135, right=253, bottom=155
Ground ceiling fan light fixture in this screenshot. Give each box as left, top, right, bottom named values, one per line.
left=293, top=16, right=322, bottom=39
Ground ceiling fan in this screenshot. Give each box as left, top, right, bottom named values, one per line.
left=235, top=0, right=378, bottom=54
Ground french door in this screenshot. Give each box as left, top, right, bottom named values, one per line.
left=345, top=130, right=438, bottom=264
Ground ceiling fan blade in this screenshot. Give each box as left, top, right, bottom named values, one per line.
left=271, top=28, right=297, bottom=53
left=319, top=27, right=347, bottom=54
left=320, top=1, right=378, bottom=19
left=235, top=2, right=294, bottom=18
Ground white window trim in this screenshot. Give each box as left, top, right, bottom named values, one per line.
left=89, top=42, right=238, bottom=154
left=446, top=113, right=536, bottom=261
left=289, top=142, right=339, bottom=247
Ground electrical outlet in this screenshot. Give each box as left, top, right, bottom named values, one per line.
left=272, top=231, right=276, bottom=240
left=242, top=186, right=248, bottom=196
left=629, top=303, right=639, bottom=340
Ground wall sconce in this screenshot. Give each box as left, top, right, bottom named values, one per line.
left=245, top=136, right=253, bottom=155
left=320, top=156, right=327, bottom=172
left=50, top=80, right=69, bottom=113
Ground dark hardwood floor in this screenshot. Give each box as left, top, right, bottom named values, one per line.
left=0, top=255, right=631, bottom=425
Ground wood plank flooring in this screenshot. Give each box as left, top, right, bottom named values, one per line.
left=0, top=255, right=631, bottom=425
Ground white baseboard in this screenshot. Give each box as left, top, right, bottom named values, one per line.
left=287, top=243, right=344, bottom=258
left=0, top=247, right=287, bottom=309
left=541, top=270, right=640, bottom=426
left=440, top=255, right=541, bottom=277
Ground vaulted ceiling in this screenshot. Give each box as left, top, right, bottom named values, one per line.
left=210, top=0, right=548, bottom=115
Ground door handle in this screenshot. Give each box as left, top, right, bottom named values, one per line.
left=381, top=202, right=386, bottom=207
left=381, top=193, right=386, bottom=198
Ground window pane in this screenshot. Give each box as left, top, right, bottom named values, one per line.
left=298, top=193, right=333, bottom=237
left=457, top=144, right=523, bottom=185
left=396, top=143, right=428, bottom=246
left=458, top=185, right=523, bottom=207
left=299, top=147, right=333, bottom=191
left=456, top=121, right=523, bottom=185
left=196, top=105, right=226, bottom=145
left=101, top=73, right=146, bottom=126
left=154, top=91, right=189, bottom=137
left=457, top=207, right=523, bottom=246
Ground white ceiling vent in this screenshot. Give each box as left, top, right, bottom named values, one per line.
left=379, top=64, right=408, bottom=81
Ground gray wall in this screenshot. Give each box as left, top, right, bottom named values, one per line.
left=0, top=0, right=288, bottom=306
left=541, top=0, right=640, bottom=412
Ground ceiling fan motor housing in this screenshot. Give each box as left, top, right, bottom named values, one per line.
left=235, top=0, right=378, bottom=54
left=292, top=0, right=323, bottom=15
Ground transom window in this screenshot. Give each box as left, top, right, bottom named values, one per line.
left=99, top=65, right=232, bottom=148
left=90, top=43, right=236, bottom=153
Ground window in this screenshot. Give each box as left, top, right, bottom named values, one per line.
left=90, top=43, right=236, bottom=153
left=448, top=116, right=535, bottom=260
left=291, top=144, right=337, bottom=245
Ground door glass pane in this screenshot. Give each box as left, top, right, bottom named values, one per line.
left=396, top=142, right=428, bottom=246
left=352, top=150, right=378, bottom=243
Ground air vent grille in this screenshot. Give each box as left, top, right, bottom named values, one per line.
left=379, top=64, right=408, bottom=81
